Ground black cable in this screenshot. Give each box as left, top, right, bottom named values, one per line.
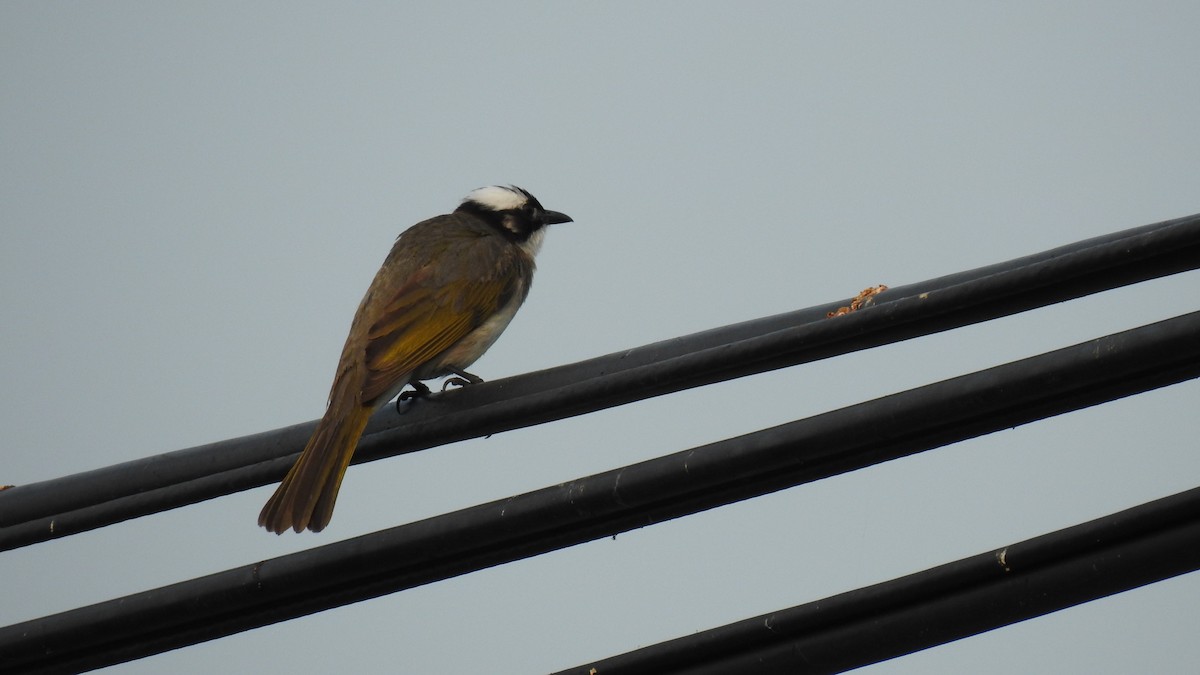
left=1, top=213, right=1198, bottom=550
left=2, top=310, right=1198, bottom=674
left=549, top=486, right=1200, bottom=675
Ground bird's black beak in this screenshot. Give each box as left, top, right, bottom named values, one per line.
left=540, top=210, right=573, bottom=225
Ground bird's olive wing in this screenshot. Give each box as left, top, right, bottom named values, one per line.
left=359, top=269, right=515, bottom=402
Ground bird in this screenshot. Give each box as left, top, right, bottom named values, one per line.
left=259, top=185, right=572, bottom=533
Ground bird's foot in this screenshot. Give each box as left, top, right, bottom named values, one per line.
left=395, top=381, right=432, bottom=413
left=442, top=369, right=483, bottom=391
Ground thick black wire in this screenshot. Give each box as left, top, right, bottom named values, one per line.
left=2, top=311, right=1198, bottom=674
left=550, top=486, right=1200, bottom=675
left=1, top=213, right=1198, bottom=550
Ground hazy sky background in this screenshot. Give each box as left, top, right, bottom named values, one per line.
left=3, top=3, right=1198, bottom=673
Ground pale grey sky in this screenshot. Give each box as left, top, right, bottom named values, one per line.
left=2, top=3, right=1198, bottom=673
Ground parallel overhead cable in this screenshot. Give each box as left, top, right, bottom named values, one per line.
left=3, top=310, right=1198, bottom=673
left=2, top=213, right=1198, bottom=551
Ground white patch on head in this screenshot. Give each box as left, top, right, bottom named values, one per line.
left=463, top=185, right=529, bottom=212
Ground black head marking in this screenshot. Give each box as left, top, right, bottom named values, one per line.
left=456, top=185, right=571, bottom=242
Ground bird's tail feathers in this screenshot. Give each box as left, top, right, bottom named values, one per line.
left=258, top=402, right=373, bottom=533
